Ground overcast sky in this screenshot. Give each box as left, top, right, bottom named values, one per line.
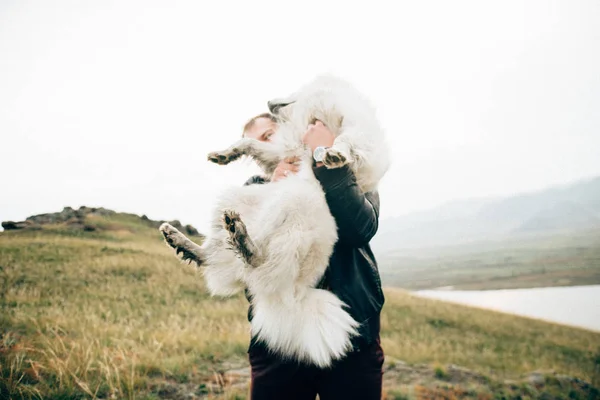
left=1, top=0, right=599, bottom=232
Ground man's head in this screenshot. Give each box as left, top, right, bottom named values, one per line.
left=243, top=113, right=278, bottom=142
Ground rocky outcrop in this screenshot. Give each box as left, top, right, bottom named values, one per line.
left=2, top=206, right=106, bottom=232
left=2, top=206, right=202, bottom=237
left=155, top=218, right=200, bottom=237
left=1, top=220, right=40, bottom=230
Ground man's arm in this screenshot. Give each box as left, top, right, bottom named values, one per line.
left=302, top=120, right=379, bottom=247
left=313, top=165, right=379, bottom=247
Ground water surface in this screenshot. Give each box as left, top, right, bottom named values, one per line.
left=415, top=285, right=600, bottom=332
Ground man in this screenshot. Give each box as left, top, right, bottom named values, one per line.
left=241, top=113, right=385, bottom=400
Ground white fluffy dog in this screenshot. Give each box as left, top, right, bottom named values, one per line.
left=160, top=74, right=390, bottom=368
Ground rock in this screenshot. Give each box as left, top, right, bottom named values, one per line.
left=167, top=220, right=203, bottom=238
left=169, top=220, right=182, bottom=228
left=2, top=221, right=29, bottom=230
left=2, top=220, right=41, bottom=230
left=65, top=216, right=86, bottom=231
left=88, top=207, right=115, bottom=217
left=528, top=372, right=545, bottom=386
left=183, top=224, right=200, bottom=236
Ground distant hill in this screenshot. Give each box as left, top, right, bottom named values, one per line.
left=515, top=201, right=600, bottom=233
left=372, top=176, right=600, bottom=254
left=1, top=205, right=203, bottom=238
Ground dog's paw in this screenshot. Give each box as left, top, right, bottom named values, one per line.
left=322, top=148, right=348, bottom=169
left=207, top=149, right=242, bottom=165
left=160, top=222, right=203, bottom=265
left=222, top=210, right=241, bottom=234
left=159, top=223, right=186, bottom=249
left=222, top=210, right=253, bottom=259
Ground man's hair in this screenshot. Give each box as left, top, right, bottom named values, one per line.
left=242, top=113, right=277, bottom=137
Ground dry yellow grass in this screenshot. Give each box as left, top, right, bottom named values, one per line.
left=1, top=220, right=250, bottom=399
left=1, top=214, right=599, bottom=399
left=381, top=289, right=598, bottom=378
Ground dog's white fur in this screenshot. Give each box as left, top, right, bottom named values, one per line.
left=160, top=74, right=390, bottom=368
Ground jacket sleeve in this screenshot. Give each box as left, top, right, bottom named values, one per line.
left=313, top=165, right=380, bottom=247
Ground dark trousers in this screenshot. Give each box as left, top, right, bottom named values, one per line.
left=248, top=337, right=384, bottom=400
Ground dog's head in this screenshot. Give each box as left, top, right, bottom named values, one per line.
left=267, top=74, right=353, bottom=140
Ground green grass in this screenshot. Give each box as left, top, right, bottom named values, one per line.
left=1, top=214, right=599, bottom=399
left=381, top=289, right=599, bottom=378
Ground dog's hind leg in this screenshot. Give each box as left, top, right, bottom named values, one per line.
left=207, top=138, right=282, bottom=174
left=159, top=223, right=205, bottom=266
left=222, top=210, right=263, bottom=268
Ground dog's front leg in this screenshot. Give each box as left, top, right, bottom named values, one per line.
left=222, top=210, right=263, bottom=268
left=322, top=140, right=352, bottom=169
left=159, top=223, right=205, bottom=266
left=207, top=138, right=281, bottom=174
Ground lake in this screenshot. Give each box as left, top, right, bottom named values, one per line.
left=414, top=285, right=600, bottom=332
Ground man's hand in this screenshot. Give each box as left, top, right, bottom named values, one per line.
left=272, top=156, right=300, bottom=182
left=302, top=120, right=335, bottom=153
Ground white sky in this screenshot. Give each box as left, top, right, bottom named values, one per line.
left=1, top=0, right=599, bottom=232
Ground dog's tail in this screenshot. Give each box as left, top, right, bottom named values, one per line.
left=250, top=288, right=360, bottom=368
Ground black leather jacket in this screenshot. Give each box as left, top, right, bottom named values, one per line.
left=244, top=165, right=385, bottom=352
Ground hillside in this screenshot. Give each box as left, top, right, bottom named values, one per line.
left=373, top=176, right=600, bottom=290
left=1, top=205, right=203, bottom=238
left=1, top=210, right=599, bottom=399
left=378, top=228, right=600, bottom=290
left=372, top=176, right=600, bottom=253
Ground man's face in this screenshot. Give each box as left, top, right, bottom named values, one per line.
left=245, top=117, right=277, bottom=142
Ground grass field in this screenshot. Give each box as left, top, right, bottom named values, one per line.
left=1, top=213, right=599, bottom=399
left=378, top=229, right=600, bottom=290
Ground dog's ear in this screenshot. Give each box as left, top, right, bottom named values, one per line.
left=268, top=96, right=296, bottom=114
